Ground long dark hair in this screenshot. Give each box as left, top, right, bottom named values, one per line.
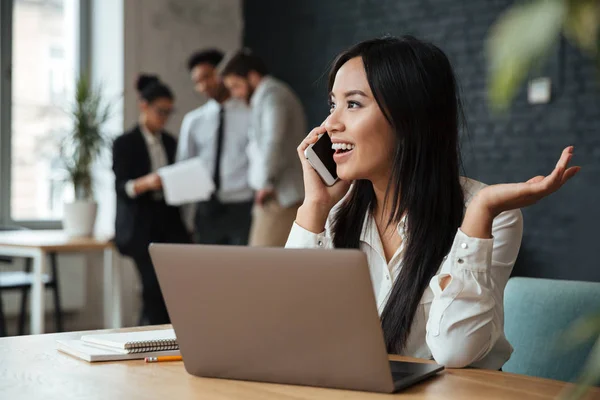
left=330, top=36, right=465, bottom=353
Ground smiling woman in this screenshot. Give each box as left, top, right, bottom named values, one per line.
left=328, top=74, right=395, bottom=181
left=287, top=36, right=580, bottom=370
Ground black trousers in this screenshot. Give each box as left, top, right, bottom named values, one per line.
left=130, top=202, right=190, bottom=325
left=194, top=199, right=253, bottom=245
left=131, top=248, right=169, bottom=325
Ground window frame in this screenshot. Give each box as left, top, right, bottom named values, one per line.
left=0, top=0, right=91, bottom=229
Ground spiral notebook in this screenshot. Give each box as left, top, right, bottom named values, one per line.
left=80, top=329, right=178, bottom=355
left=56, top=339, right=180, bottom=362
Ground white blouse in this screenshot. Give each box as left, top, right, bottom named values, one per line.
left=285, top=178, right=523, bottom=369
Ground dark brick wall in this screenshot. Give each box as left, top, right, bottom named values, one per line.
left=244, top=0, right=600, bottom=282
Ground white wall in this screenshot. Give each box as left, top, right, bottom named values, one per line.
left=123, top=0, right=244, bottom=135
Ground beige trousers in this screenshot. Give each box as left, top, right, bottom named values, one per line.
left=249, top=200, right=300, bottom=247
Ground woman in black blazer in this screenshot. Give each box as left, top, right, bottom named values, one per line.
left=112, top=75, right=190, bottom=325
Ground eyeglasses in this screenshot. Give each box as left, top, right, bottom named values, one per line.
left=153, top=106, right=175, bottom=117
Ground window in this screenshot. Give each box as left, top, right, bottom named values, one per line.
left=0, top=0, right=89, bottom=226
left=49, top=45, right=68, bottom=102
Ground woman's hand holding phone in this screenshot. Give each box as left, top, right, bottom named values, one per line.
left=296, top=126, right=351, bottom=234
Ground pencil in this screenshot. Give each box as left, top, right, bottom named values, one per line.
left=145, top=355, right=183, bottom=363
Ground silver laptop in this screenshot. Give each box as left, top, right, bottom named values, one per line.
left=149, top=244, right=443, bottom=393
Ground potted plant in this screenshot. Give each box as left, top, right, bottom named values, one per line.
left=60, top=75, right=111, bottom=237
left=487, top=1, right=599, bottom=397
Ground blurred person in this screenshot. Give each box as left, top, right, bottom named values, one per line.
left=177, top=49, right=253, bottom=245
left=113, top=74, right=190, bottom=325
left=221, top=50, right=306, bottom=247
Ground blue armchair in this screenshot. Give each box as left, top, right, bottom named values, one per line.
left=503, top=277, right=600, bottom=382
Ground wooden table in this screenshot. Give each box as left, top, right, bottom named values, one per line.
left=0, top=230, right=121, bottom=334
left=1, top=326, right=598, bottom=400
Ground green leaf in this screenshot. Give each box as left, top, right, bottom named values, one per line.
left=487, top=0, right=567, bottom=110
left=564, top=0, right=600, bottom=56
left=60, top=74, right=112, bottom=200
left=561, top=313, right=600, bottom=349
left=560, top=335, right=600, bottom=400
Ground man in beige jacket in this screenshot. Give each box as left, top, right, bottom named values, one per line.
left=221, top=50, right=306, bottom=247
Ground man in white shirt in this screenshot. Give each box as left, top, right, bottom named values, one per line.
left=221, top=50, right=306, bottom=247
left=177, top=49, right=253, bottom=245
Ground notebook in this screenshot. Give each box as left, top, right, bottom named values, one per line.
left=80, top=329, right=178, bottom=354
left=57, top=339, right=180, bottom=362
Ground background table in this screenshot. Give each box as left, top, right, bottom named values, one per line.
left=1, top=325, right=598, bottom=400
left=0, top=230, right=121, bottom=334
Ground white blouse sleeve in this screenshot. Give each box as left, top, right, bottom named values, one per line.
left=285, top=222, right=334, bottom=249
left=425, top=208, right=523, bottom=368
left=176, top=112, right=198, bottom=162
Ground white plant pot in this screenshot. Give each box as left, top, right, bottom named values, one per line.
left=63, top=200, right=98, bottom=238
